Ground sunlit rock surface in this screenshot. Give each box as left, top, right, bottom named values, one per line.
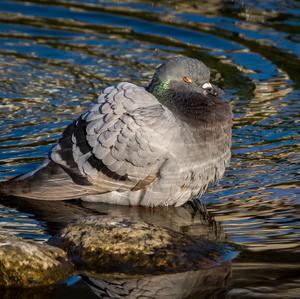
left=50, top=215, right=236, bottom=275
left=0, top=233, right=73, bottom=288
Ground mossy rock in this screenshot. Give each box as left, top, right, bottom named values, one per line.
left=0, top=233, right=73, bottom=288
left=50, top=215, right=234, bottom=275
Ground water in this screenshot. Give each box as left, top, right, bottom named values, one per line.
left=0, top=0, right=299, bottom=298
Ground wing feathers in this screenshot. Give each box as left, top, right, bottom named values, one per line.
left=1, top=82, right=173, bottom=200
left=49, top=82, right=171, bottom=195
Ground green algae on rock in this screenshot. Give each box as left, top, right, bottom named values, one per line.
left=50, top=215, right=234, bottom=275
left=0, top=233, right=73, bottom=288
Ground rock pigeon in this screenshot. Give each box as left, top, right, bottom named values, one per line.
left=0, top=57, right=232, bottom=207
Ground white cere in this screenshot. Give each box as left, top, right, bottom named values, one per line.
left=202, top=82, right=212, bottom=89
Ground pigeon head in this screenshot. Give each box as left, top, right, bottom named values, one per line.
left=147, top=57, right=223, bottom=105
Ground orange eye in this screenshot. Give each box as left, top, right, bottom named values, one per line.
left=182, top=76, right=192, bottom=84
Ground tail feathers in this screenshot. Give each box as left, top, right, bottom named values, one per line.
left=0, top=160, right=94, bottom=200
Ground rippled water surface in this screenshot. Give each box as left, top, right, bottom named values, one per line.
left=0, top=0, right=300, bottom=298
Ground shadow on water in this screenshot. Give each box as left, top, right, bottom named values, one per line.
left=0, top=0, right=300, bottom=298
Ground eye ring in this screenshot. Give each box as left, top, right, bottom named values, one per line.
left=182, top=76, right=192, bottom=84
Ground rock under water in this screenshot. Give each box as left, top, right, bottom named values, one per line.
left=49, top=215, right=236, bottom=275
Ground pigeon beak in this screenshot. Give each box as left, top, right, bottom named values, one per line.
left=202, top=82, right=213, bottom=89
left=201, top=82, right=218, bottom=96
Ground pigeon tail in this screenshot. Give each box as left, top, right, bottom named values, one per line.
left=0, top=160, right=91, bottom=200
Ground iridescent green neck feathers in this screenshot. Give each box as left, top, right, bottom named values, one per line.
left=147, top=79, right=170, bottom=103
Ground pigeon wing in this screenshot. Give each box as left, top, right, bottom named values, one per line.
left=0, top=83, right=174, bottom=200
left=50, top=82, right=174, bottom=195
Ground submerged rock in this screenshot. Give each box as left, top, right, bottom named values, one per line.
left=50, top=215, right=236, bottom=275
left=0, top=287, right=53, bottom=299
left=82, top=200, right=226, bottom=242
left=0, top=233, right=73, bottom=288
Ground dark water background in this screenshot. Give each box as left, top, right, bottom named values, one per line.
left=0, top=0, right=299, bottom=298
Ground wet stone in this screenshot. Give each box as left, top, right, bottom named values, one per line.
left=49, top=215, right=233, bottom=275
left=0, top=233, right=73, bottom=288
